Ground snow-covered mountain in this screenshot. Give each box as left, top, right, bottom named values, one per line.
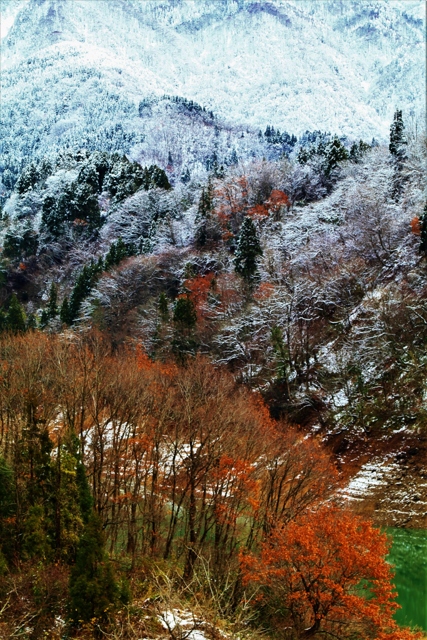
left=0, top=0, right=425, bottom=178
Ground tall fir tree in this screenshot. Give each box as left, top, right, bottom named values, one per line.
left=60, top=296, right=71, bottom=325
left=195, top=182, right=214, bottom=248
left=325, top=136, right=349, bottom=175
left=6, top=294, right=26, bottom=333
left=420, top=203, right=427, bottom=254
left=389, top=109, right=406, bottom=157
left=0, top=456, right=16, bottom=567
left=69, top=513, right=118, bottom=624
left=158, top=292, right=170, bottom=322
left=234, top=217, right=263, bottom=284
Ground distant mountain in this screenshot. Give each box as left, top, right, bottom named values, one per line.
left=0, top=0, right=425, bottom=181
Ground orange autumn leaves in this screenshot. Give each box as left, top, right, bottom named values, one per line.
left=212, top=174, right=290, bottom=240
left=0, top=332, right=421, bottom=638
left=241, top=505, right=423, bottom=640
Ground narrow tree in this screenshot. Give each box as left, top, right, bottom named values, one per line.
left=69, top=513, right=118, bottom=624
left=420, top=203, right=427, bottom=254
left=234, top=217, right=263, bottom=284
left=60, top=296, right=71, bottom=325
left=389, top=109, right=406, bottom=157
left=6, top=294, right=26, bottom=333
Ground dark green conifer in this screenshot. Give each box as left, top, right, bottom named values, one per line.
left=420, top=203, right=427, bottom=254
left=42, top=195, right=63, bottom=237
left=47, top=282, right=58, bottom=319
left=158, top=292, right=169, bottom=322
left=0, top=456, right=16, bottom=564
left=195, top=181, right=216, bottom=248
left=6, top=294, right=26, bottom=333
left=16, top=163, right=40, bottom=194
left=69, top=513, right=118, bottom=624
left=325, top=137, right=349, bottom=175
left=234, top=217, right=263, bottom=283
left=172, top=296, right=198, bottom=361
left=389, top=109, right=406, bottom=157
left=60, top=297, right=71, bottom=325
left=173, top=297, right=197, bottom=330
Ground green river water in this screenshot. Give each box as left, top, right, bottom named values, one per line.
left=387, top=527, right=427, bottom=631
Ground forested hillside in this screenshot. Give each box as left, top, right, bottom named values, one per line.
left=0, top=104, right=426, bottom=638
left=0, top=0, right=426, bottom=638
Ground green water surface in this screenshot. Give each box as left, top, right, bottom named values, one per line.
left=387, top=527, right=427, bottom=631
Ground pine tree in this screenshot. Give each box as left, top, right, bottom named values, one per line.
left=42, top=195, right=63, bottom=237
left=389, top=110, right=408, bottom=200
left=47, top=282, right=58, bottom=319
left=195, top=181, right=218, bottom=248
left=420, top=203, right=427, bottom=254
left=234, top=217, right=263, bottom=283
left=60, top=297, right=71, bottom=325
left=325, top=137, right=349, bottom=175
left=68, top=264, right=97, bottom=324
left=6, top=294, right=26, bottom=333
left=389, top=109, right=406, bottom=157
left=172, top=296, right=198, bottom=361
left=0, top=456, right=16, bottom=565
left=158, top=292, right=169, bottom=322
left=173, top=297, right=197, bottom=330
left=16, top=163, right=40, bottom=194
left=69, top=513, right=118, bottom=624
left=180, top=167, right=191, bottom=184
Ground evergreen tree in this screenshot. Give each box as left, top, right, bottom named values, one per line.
left=195, top=182, right=214, bottom=248
left=195, top=181, right=220, bottom=248
left=234, top=217, right=263, bottom=283
left=104, top=237, right=134, bottom=270
left=42, top=195, right=63, bottom=237
left=389, top=109, right=406, bottom=157
left=389, top=110, right=407, bottom=200
left=15, top=163, right=40, bottom=194
left=158, top=292, right=170, bottom=322
left=420, top=203, right=427, bottom=254
left=6, top=294, right=26, bottom=333
left=180, top=167, right=191, bottom=184
left=172, top=296, right=198, bottom=361
left=40, top=283, right=58, bottom=328
left=60, top=296, right=71, bottom=325
left=26, top=312, right=37, bottom=331
left=47, top=282, right=58, bottom=320
left=325, top=137, right=349, bottom=175
left=73, top=182, right=101, bottom=229
left=142, top=164, right=171, bottom=191
left=69, top=513, right=118, bottom=624
left=76, top=460, right=93, bottom=525
left=0, top=456, right=16, bottom=564
left=68, top=265, right=96, bottom=323
left=173, top=297, right=197, bottom=330
left=39, top=309, right=50, bottom=329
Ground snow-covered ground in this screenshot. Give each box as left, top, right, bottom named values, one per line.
left=339, top=450, right=427, bottom=527
left=0, top=0, right=425, bottom=176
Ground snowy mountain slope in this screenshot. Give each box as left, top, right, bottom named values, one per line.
left=0, top=0, right=425, bottom=179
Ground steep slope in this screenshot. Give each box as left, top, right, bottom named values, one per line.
left=0, top=0, right=425, bottom=186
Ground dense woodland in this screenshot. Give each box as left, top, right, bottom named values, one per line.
left=0, top=109, right=426, bottom=638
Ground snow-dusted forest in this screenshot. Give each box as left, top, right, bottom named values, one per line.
left=0, top=1, right=426, bottom=639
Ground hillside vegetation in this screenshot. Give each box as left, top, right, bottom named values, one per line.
left=0, top=107, right=426, bottom=637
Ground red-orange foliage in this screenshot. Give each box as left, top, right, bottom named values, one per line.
left=411, top=216, right=421, bottom=235
left=241, top=505, right=422, bottom=639
left=214, top=176, right=249, bottom=238
left=184, top=273, right=216, bottom=320
left=247, top=204, right=269, bottom=219
left=266, top=189, right=290, bottom=217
